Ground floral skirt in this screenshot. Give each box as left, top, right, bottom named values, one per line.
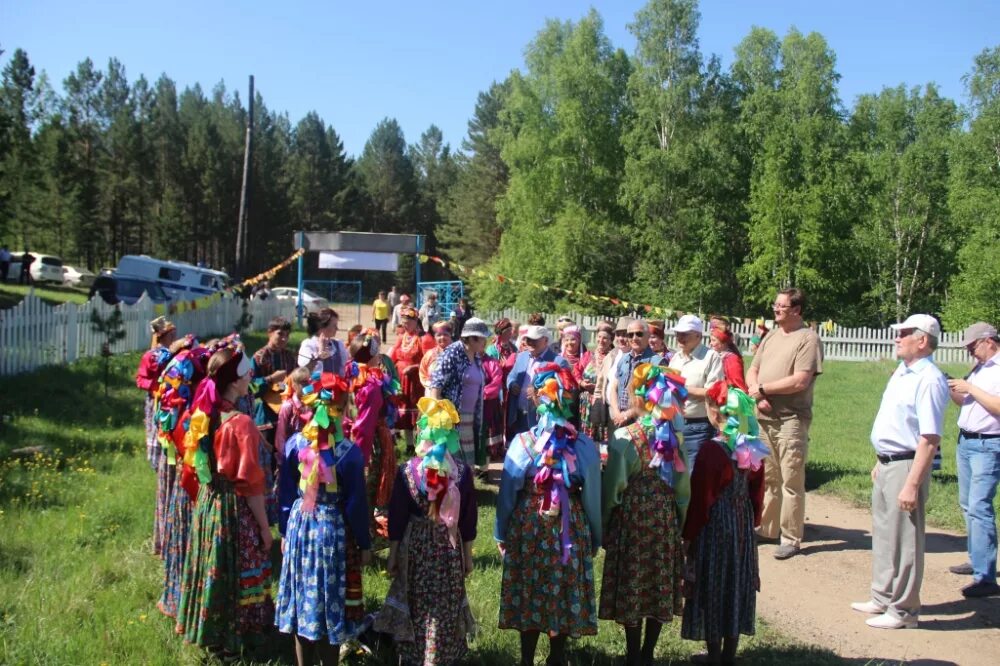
left=144, top=394, right=160, bottom=470
left=157, top=464, right=192, bottom=619
left=176, top=481, right=273, bottom=651
left=483, top=397, right=505, bottom=460
left=499, top=489, right=597, bottom=637
left=276, top=499, right=355, bottom=644
left=681, top=484, right=758, bottom=641
left=600, top=469, right=684, bottom=625
left=153, top=455, right=175, bottom=558
left=375, top=518, right=473, bottom=665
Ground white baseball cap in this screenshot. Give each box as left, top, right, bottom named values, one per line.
left=890, top=314, right=941, bottom=338
left=525, top=325, right=550, bottom=340
left=672, top=314, right=704, bottom=335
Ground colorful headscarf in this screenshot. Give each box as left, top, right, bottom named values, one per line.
left=530, top=362, right=580, bottom=564
left=413, top=397, right=463, bottom=545
left=631, top=363, right=688, bottom=486
left=707, top=382, right=770, bottom=471
left=155, top=344, right=200, bottom=465
left=295, top=370, right=351, bottom=514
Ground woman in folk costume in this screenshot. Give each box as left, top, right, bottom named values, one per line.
left=707, top=327, right=748, bottom=392
left=274, top=366, right=314, bottom=474
left=495, top=363, right=602, bottom=666
left=375, top=397, right=477, bottom=665
left=155, top=338, right=209, bottom=619
left=276, top=369, right=372, bottom=666
left=579, top=321, right=615, bottom=444
left=681, top=382, right=767, bottom=666
left=419, top=320, right=454, bottom=389
left=390, top=306, right=426, bottom=451
left=560, top=325, right=590, bottom=384
left=600, top=363, right=691, bottom=666
left=135, top=316, right=177, bottom=555
left=176, top=340, right=274, bottom=659
left=345, top=329, right=401, bottom=539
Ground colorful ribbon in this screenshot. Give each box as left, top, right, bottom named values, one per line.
left=712, top=383, right=770, bottom=471
left=297, top=370, right=349, bottom=514
left=632, top=363, right=688, bottom=486
left=414, top=397, right=463, bottom=545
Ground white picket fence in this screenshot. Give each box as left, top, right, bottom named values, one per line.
left=481, top=309, right=972, bottom=365
left=0, top=293, right=296, bottom=376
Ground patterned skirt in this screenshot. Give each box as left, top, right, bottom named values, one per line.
left=680, top=480, right=758, bottom=641
left=157, top=464, right=192, bottom=619
left=144, top=395, right=160, bottom=470
left=276, top=499, right=355, bottom=644
left=458, top=412, right=476, bottom=467
left=499, top=489, right=597, bottom=637
left=396, top=371, right=424, bottom=431
left=600, top=469, right=684, bottom=625
left=579, top=392, right=608, bottom=443
left=483, top=397, right=505, bottom=460
left=153, top=455, right=175, bottom=558
left=368, top=421, right=398, bottom=540
left=375, top=518, right=473, bottom=665
left=176, top=480, right=273, bottom=651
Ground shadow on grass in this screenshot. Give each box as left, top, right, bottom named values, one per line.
left=805, top=460, right=857, bottom=491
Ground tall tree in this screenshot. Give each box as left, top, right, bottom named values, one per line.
left=944, top=46, right=1000, bottom=327
left=0, top=48, right=39, bottom=245
left=62, top=58, right=104, bottom=268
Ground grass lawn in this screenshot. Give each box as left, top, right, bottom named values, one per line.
left=0, top=334, right=982, bottom=665
left=0, top=282, right=91, bottom=309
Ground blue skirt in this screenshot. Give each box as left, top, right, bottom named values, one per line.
left=276, top=499, right=354, bottom=643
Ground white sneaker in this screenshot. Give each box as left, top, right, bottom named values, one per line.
left=850, top=600, right=887, bottom=614
left=865, top=612, right=917, bottom=629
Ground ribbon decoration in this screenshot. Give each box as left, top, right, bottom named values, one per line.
left=709, top=382, right=771, bottom=471
left=154, top=348, right=198, bottom=465
left=632, top=363, right=688, bottom=486
left=296, top=370, right=350, bottom=514
left=414, top=397, right=463, bottom=545
left=529, top=363, right=580, bottom=564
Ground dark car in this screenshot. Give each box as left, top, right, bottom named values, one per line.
left=90, top=275, right=170, bottom=305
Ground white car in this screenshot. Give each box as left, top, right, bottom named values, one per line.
left=8, top=252, right=65, bottom=284
left=271, top=287, right=330, bottom=313
left=62, top=265, right=97, bottom=288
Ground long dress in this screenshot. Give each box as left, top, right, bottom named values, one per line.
left=136, top=345, right=170, bottom=556
left=276, top=433, right=371, bottom=643
left=579, top=350, right=610, bottom=443
left=176, top=406, right=274, bottom=651
left=681, top=439, right=764, bottom=642
left=599, top=423, right=690, bottom=625
left=375, top=459, right=478, bottom=665
left=348, top=371, right=398, bottom=538
left=495, top=430, right=602, bottom=637
left=390, top=332, right=425, bottom=431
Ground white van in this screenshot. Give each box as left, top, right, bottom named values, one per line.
left=115, top=255, right=229, bottom=302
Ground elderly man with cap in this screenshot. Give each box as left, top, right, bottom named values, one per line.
left=852, top=314, right=948, bottom=629
left=946, top=322, right=1000, bottom=598
left=609, top=319, right=663, bottom=428
left=667, top=314, right=724, bottom=472
left=596, top=317, right=632, bottom=413
left=506, top=325, right=570, bottom=435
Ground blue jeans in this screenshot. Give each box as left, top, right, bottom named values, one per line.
left=957, top=434, right=1000, bottom=583
left=683, top=420, right=717, bottom=476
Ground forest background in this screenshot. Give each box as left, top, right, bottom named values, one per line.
left=1, top=0, right=999, bottom=329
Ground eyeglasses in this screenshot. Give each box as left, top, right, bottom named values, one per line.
left=967, top=338, right=984, bottom=354
left=772, top=303, right=793, bottom=311
left=895, top=328, right=918, bottom=339
left=615, top=331, right=627, bottom=337
left=626, top=331, right=646, bottom=339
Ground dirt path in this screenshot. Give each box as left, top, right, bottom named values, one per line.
left=756, top=491, right=1000, bottom=665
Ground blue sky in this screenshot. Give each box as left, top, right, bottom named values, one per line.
left=2, top=1, right=997, bottom=157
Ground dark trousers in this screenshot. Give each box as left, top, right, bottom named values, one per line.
left=375, top=318, right=388, bottom=340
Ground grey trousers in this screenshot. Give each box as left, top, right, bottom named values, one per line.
left=871, top=458, right=929, bottom=621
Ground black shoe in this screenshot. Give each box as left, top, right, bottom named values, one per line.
left=949, top=562, right=974, bottom=575
left=961, top=580, right=1000, bottom=598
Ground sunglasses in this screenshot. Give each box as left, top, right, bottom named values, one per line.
left=626, top=331, right=645, bottom=339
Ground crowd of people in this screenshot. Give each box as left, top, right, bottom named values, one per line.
left=131, top=285, right=1000, bottom=665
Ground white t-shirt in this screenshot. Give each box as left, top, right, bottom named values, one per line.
left=870, top=357, right=948, bottom=455
left=668, top=344, right=724, bottom=419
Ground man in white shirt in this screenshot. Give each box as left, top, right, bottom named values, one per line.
left=852, top=314, right=948, bottom=629
left=946, top=322, right=1000, bottom=598
left=667, top=314, right=724, bottom=473
left=419, top=291, right=442, bottom=332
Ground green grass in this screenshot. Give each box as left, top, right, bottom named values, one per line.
left=0, top=282, right=91, bottom=309
left=2, top=339, right=962, bottom=664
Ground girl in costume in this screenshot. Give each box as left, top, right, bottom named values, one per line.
left=707, top=327, right=748, bottom=391
left=419, top=320, right=453, bottom=389
left=154, top=337, right=207, bottom=619
left=274, top=366, right=314, bottom=473
left=579, top=322, right=615, bottom=444
left=276, top=369, right=372, bottom=666
left=495, top=363, right=602, bottom=666
left=681, top=382, right=767, bottom=666
left=176, top=340, right=274, bottom=660
left=390, top=306, right=426, bottom=452
left=345, top=329, right=401, bottom=539
left=600, top=363, right=691, bottom=666
left=135, top=316, right=177, bottom=555
left=375, top=397, right=477, bottom=665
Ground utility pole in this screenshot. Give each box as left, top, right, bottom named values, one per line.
left=235, top=75, right=254, bottom=280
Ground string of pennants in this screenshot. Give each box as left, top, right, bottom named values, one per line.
left=153, top=248, right=306, bottom=316
left=417, top=253, right=837, bottom=333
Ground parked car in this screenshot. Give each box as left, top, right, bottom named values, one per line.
left=8, top=252, right=65, bottom=284
left=62, top=265, right=97, bottom=288
left=89, top=274, right=170, bottom=306
left=271, top=287, right=330, bottom=313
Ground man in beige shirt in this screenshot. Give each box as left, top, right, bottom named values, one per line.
left=747, top=287, right=823, bottom=560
